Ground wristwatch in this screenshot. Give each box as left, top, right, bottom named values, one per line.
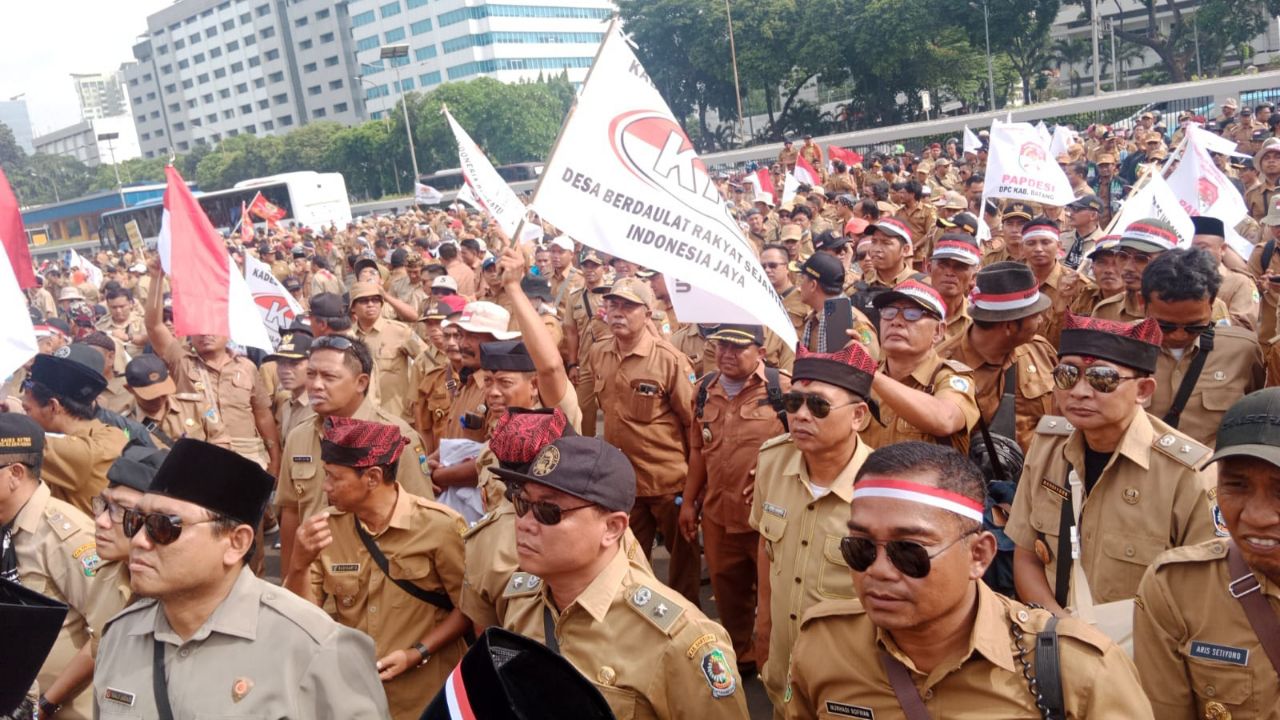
left=412, top=642, right=431, bottom=667
left=38, top=694, right=62, bottom=718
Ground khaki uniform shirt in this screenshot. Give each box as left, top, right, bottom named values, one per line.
left=414, top=362, right=460, bottom=453
left=97, top=375, right=134, bottom=415
left=692, top=365, right=791, bottom=534
left=14, top=482, right=121, bottom=720
left=1006, top=412, right=1221, bottom=604
left=1134, top=538, right=1280, bottom=719
left=160, top=344, right=270, bottom=443
left=96, top=315, right=146, bottom=358
left=1092, top=291, right=1147, bottom=323
left=586, top=331, right=696, bottom=497
left=278, top=396, right=434, bottom=520
left=785, top=583, right=1153, bottom=719
left=860, top=351, right=980, bottom=453
left=41, top=419, right=128, bottom=516
left=1244, top=178, right=1278, bottom=221
left=1037, top=262, right=1093, bottom=348
left=355, top=316, right=426, bottom=419
left=779, top=287, right=808, bottom=340
left=95, top=567, right=390, bottom=719
left=87, top=560, right=133, bottom=660
left=501, top=547, right=750, bottom=720
left=941, top=297, right=972, bottom=343
left=896, top=203, right=937, bottom=263
left=275, top=391, right=314, bottom=444
left=550, top=266, right=585, bottom=307
left=309, top=268, right=345, bottom=298
left=1150, top=327, right=1265, bottom=447
left=799, top=308, right=879, bottom=358
left=308, top=487, right=467, bottom=720
left=750, top=435, right=872, bottom=705
left=440, top=368, right=489, bottom=444
left=445, top=260, right=479, bottom=299
left=862, top=264, right=916, bottom=290
left=386, top=269, right=417, bottom=305
left=936, top=332, right=1057, bottom=452
left=778, top=147, right=799, bottom=170
left=1219, top=264, right=1261, bottom=331
left=129, top=393, right=229, bottom=449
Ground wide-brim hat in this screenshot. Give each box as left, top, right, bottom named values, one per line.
left=443, top=301, right=521, bottom=340
left=969, top=261, right=1053, bottom=322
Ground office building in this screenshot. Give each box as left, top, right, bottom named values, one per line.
left=0, top=98, right=35, bottom=154
left=72, top=71, right=131, bottom=120
left=32, top=116, right=142, bottom=168
left=122, top=0, right=367, bottom=159
left=348, top=0, right=614, bottom=118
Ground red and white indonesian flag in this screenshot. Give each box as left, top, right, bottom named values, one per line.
left=1107, top=172, right=1193, bottom=246
left=743, top=168, right=777, bottom=206
left=442, top=106, right=527, bottom=238
left=531, top=25, right=797, bottom=347
left=793, top=155, right=821, bottom=186
left=0, top=238, right=37, bottom=384
left=780, top=172, right=801, bottom=206
left=158, top=166, right=272, bottom=351
left=244, top=253, right=304, bottom=347
left=0, top=166, right=35, bottom=290
left=1166, top=125, right=1252, bottom=258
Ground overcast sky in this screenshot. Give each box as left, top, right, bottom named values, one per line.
left=1, top=0, right=173, bottom=135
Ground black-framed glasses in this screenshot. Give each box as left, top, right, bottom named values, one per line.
left=781, top=391, right=860, bottom=419
left=1051, top=363, right=1140, bottom=394
left=1155, top=320, right=1213, bottom=335
left=762, top=262, right=787, bottom=270
left=91, top=494, right=127, bottom=524
left=879, top=306, right=937, bottom=322
left=510, top=492, right=594, bottom=526
left=122, top=508, right=219, bottom=545
left=840, top=529, right=979, bottom=578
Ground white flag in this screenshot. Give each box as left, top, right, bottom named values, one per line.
left=780, top=172, right=801, bottom=206
left=1108, top=172, right=1194, bottom=245
left=243, top=254, right=304, bottom=347
left=1166, top=126, right=1253, bottom=258
left=1049, top=125, right=1074, bottom=159
left=963, top=126, right=982, bottom=154
left=983, top=122, right=1076, bottom=206
left=531, top=25, right=796, bottom=347
left=455, top=183, right=481, bottom=210
left=415, top=183, right=443, bottom=204
left=0, top=247, right=37, bottom=385
left=69, top=249, right=102, bottom=288
left=442, top=107, right=527, bottom=237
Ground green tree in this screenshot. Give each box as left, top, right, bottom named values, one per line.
left=946, top=0, right=1059, bottom=105
left=0, top=122, right=25, bottom=169
left=1051, top=37, right=1094, bottom=96
left=277, top=121, right=344, bottom=173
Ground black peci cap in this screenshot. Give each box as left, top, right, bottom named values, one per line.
left=107, top=446, right=169, bottom=493
left=30, top=353, right=107, bottom=405
left=481, top=341, right=536, bottom=373
left=149, top=439, right=275, bottom=526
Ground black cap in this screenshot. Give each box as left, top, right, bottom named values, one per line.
left=481, top=340, right=536, bottom=372
left=390, top=248, right=408, bottom=268
left=266, top=330, right=313, bottom=362
left=61, top=343, right=106, bottom=375
left=813, top=229, right=849, bottom=252
left=291, top=246, right=307, bottom=259
left=520, top=274, right=552, bottom=302
left=707, top=324, right=765, bottom=346
left=353, top=257, right=379, bottom=276
left=107, top=446, right=168, bottom=492
left=800, top=253, right=844, bottom=294
left=493, top=436, right=636, bottom=513
left=1068, top=194, right=1102, bottom=213
left=0, top=414, right=44, bottom=469
left=0, top=579, right=68, bottom=716
left=30, top=353, right=107, bottom=405
left=938, top=212, right=979, bottom=235
left=1205, top=389, right=1280, bottom=468
left=1190, top=215, right=1225, bottom=238
left=283, top=276, right=302, bottom=292
left=150, top=439, right=275, bottom=526
left=309, top=292, right=346, bottom=318
left=419, top=627, right=614, bottom=720
left=1002, top=201, right=1035, bottom=221
left=125, top=355, right=176, bottom=401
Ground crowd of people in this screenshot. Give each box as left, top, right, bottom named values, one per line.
left=3, top=96, right=1280, bottom=720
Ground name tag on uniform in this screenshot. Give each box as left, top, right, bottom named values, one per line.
left=331, top=563, right=360, bottom=573
left=292, top=455, right=313, bottom=463
left=103, top=688, right=136, bottom=706
left=825, top=702, right=874, bottom=719
left=1039, top=478, right=1069, bottom=502
left=1189, top=641, right=1249, bottom=666
left=763, top=502, right=787, bottom=518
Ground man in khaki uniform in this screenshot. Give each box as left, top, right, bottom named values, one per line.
left=21, top=352, right=128, bottom=516
left=564, top=250, right=611, bottom=438
left=1143, top=248, right=1264, bottom=447
left=894, top=180, right=935, bottom=268
left=926, top=231, right=980, bottom=342
left=862, top=281, right=980, bottom=452
left=796, top=254, right=878, bottom=357
left=350, top=282, right=427, bottom=419
left=277, top=336, right=434, bottom=573
left=547, top=235, right=584, bottom=307
left=861, top=218, right=918, bottom=289
left=80, top=331, right=133, bottom=415
left=1245, top=140, right=1279, bottom=221
left=778, top=139, right=799, bottom=172
left=680, top=325, right=791, bottom=674
left=1022, top=216, right=1093, bottom=348
left=1007, top=314, right=1221, bottom=615
left=0, top=415, right=124, bottom=720
left=938, top=262, right=1058, bottom=452
left=1134, top=388, right=1280, bottom=719
left=497, top=436, right=749, bottom=720
left=761, top=244, right=807, bottom=339
left=286, top=418, right=469, bottom=720
left=124, top=354, right=228, bottom=449
left=97, top=286, right=146, bottom=358
left=265, top=329, right=315, bottom=442
left=750, top=343, right=878, bottom=715
left=784, top=442, right=1153, bottom=720
left=585, top=278, right=702, bottom=603
left=1191, top=215, right=1261, bottom=330
left=413, top=302, right=466, bottom=454
left=95, top=440, right=389, bottom=718
left=434, top=301, right=519, bottom=447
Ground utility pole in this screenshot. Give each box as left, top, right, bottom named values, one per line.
left=97, top=132, right=126, bottom=207
left=725, top=0, right=745, bottom=143
left=1091, top=0, right=1101, bottom=94
left=380, top=44, right=421, bottom=190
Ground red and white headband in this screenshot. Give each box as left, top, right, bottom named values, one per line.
left=972, top=285, right=1043, bottom=313
left=1021, top=226, right=1059, bottom=244
left=853, top=477, right=985, bottom=523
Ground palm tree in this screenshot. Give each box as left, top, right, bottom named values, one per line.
left=1051, top=37, right=1094, bottom=97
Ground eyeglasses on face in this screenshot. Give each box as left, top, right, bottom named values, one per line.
left=1155, top=320, right=1213, bottom=335
left=1114, top=250, right=1153, bottom=265
left=1051, top=363, right=1140, bottom=393
left=781, top=391, right=859, bottom=419
left=92, top=494, right=128, bottom=524
left=311, top=335, right=354, bottom=351
left=122, top=508, right=220, bottom=545
left=509, top=491, right=594, bottom=526
left=879, top=306, right=937, bottom=322
left=839, top=529, right=979, bottom=578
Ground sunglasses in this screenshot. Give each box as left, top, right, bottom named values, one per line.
left=1114, top=250, right=1153, bottom=265
left=122, top=508, right=220, bottom=545
left=879, top=306, right=938, bottom=322
left=781, top=391, right=860, bottom=419
left=1051, top=363, right=1140, bottom=393
left=762, top=262, right=787, bottom=270
left=510, top=492, right=594, bottom=526
left=91, top=494, right=128, bottom=524
left=1155, top=320, right=1213, bottom=335
left=312, top=335, right=354, bottom=351
left=840, top=529, right=979, bottom=578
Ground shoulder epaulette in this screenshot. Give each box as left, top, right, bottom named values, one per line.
left=1035, top=416, right=1075, bottom=436
left=260, top=585, right=337, bottom=644
left=798, top=598, right=865, bottom=629
left=502, top=572, right=543, bottom=599
left=759, top=433, right=794, bottom=453
left=1149, top=538, right=1229, bottom=570
left=1152, top=431, right=1211, bottom=468
left=462, top=508, right=504, bottom=539
left=625, top=583, right=686, bottom=635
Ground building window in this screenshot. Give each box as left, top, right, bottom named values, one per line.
left=154, top=128, right=165, bottom=136
left=334, top=102, right=349, bottom=113
left=222, top=19, right=235, bottom=30
left=210, top=47, right=222, bottom=58
left=439, top=5, right=612, bottom=26
left=164, top=83, right=177, bottom=93
left=410, top=18, right=431, bottom=35
left=226, top=40, right=240, bottom=51
left=197, top=73, right=210, bottom=84
left=295, top=16, right=308, bottom=27
left=279, top=114, right=293, bottom=126
left=214, top=68, right=227, bottom=78
left=174, top=121, right=186, bottom=131
left=177, top=141, right=190, bottom=151
left=307, top=85, right=321, bottom=96
left=385, top=27, right=405, bottom=43
left=365, top=84, right=389, bottom=99
left=324, top=55, right=339, bottom=66
left=262, top=119, right=274, bottom=130
left=182, top=79, right=194, bottom=89
left=136, top=114, right=147, bottom=123
left=219, top=89, right=231, bottom=98
left=239, top=12, right=251, bottom=23
left=446, top=55, right=594, bottom=80
left=299, top=38, right=313, bottom=49
left=313, top=108, right=327, bottom=118
left=240, top=104, right=252, bottom=114
left=268, top=71, right=284, bottom=83
left=207, top=113, right=217, bottom=123
left=419, top=70, right=441, bottom=86
left=407, top=0, right=427, bottom=8
left=223, top=110, right=235, bottom=119
left=193, top=53, right=206, bottom=63
left=351, top=10, right=376, bottom=27
left=189, top=33, right=201, bottom=44
left=316, top=8, right=330, bottom=18
left=320, top=31, right=334, bottom=43
left=265, top=48, right=280, bottom=60
left=260, top=26, right=275, bottom=39
left=244, top=33, right=256, bottom=45
left=161, top=64, right=173, bottom=74
left=398, top=77, right=414, bottom=91
left=443, top=31, right=604, bottom=53
left=355, top=36, right=378, bottom=52
left=231, top=61, right=244, bottom=72
left=249, top=56, right=261, bottom=67
left=253, top=77, right=265, bottom=88
left=414, top=45, right=436, bottom=61
left=205, top=27, right=217, bottom=38
left=328, top=78, right=343, bottom=89
left=303, top=62, right=317, bottom=72
left=380, top=1, right=401, bottom=18
left=273, top=93, right=288, bottom=104
left=168, top=103, right=181, bottom=112
left=192, top=117, right=202, bottom=126
left=157, top=44, right=169, bottom=54
left=174, top=38, right=185, bottom=49
left=187, top=99, right=198, bottom=108
left=178, top=59, right=190, bottom=69
left=255, top=4, right=269, bottom=16
left=257, top=99, right=269, bottom=109
left=141, top=132, right=151, bottom=140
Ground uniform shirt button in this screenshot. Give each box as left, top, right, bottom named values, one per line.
left=789, top=614, right=797, bottom=620
left=1124, top=545, right=1135, bottom=558
left=800, top=540, right=808, bottom=547
left=923, top=689, right=934, bottom=701
left=794, top=577, right=802, bottom=584
left=369, top=605, right=377, bottom=613
left=179, top=648, right=190, bottom=658
left=1204, top=685, right=1216, bottom=697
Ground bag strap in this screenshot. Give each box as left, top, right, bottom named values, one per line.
left=1033, top=616, right=1067, bottom=720
left=142, top=417, right=178, bottom=449
left=153, top=640, right=175, bottom=720
left=543, top=604, right=560, bottom=655
left=990, top=363, right=1018, bottom=439
left=1161, top=329, right=1214, bottom=429
left=877, top=650, right=933, bottom=720
left=1262, top=237, right=1277, bottom=275
left=1066, top=471, right=1100, bottom=624
left=694, top=372, right=719, bottom=421
left=1225, top=541, right=1280, bottom=675
left=763, top=366, right=790, bottom=432
left=355, top=520, right=455, bottom=612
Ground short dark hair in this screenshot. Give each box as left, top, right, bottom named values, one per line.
left=210, top=512, right=255, bottom=565
left=104, top=287, right=133, bottom=304
left=438, top=243, right=459, bottom=261
left=761, top=243, right=789, bottom=258
left=315, top=313, right=352, bottom=332
left=460, top=238, right=483, bottom=254
left=791, top=205, right=812, bottom=221
left=311, top=335, right=373, bottom=377
left=1141, top=247, right=1222, bottom=304
left=903, top=179, right=923, bottom=200
left=832, top=159, right=847, bottom=173
left=858, top=197, right=881, bottom=220
left=854, top=441, right=985, bottom=530
left=25, top=380, right=97, bottom=420
left=870, top=181, right=890, bottom=201
left=1069, top=161, right=1089, bottom=179
left=311, top=256, right=330, bottom=271
left=964, top=173, right=985, bottom=189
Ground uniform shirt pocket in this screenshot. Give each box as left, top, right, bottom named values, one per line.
left=1182, top=652, right=1254, bottom=711
left=376, top=343, right=401, bottom=370
left=322, top=574, right=362, bottom=620
left=626, top=378, right=664, bottom=421
left=594, top=684, right=639, bottom=719
left=819, top=535, right=855, bottom=599
left=1200, top=387, right=1240, bottom=412
left=389, top=554, right=439, bottom=609
left=757, top=513, right=787, bottom=571
left=1094, top=531, right=1165, bottom=601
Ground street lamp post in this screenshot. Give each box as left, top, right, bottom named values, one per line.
left=96, top=131, right=126, bottom=208
left=380, top=44, right=421, bottom=192
left=973, top=0, right=997, bottom=111
left=354, top=75, right=401, bottom=194
left=1090, top=0, right=1101, bottom=94
left=724, top=0, right=745, bottom=143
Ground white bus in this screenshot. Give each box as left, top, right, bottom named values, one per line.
left=99, top=171, right=353, bottom=249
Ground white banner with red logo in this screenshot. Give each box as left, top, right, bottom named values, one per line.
left=1165, top=125, right=1252, bottom=258
left=443, top=106, right=528, bottom=239
left=243, top=254, right=304, bottom=348
left=1107, top=172, right=1193, bottom=246
left=532, top=26, right=796, bottom=347
left=983, top=121, right=1076, bottom=206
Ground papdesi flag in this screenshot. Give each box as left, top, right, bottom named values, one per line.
left=69, top=249, right=102, bottom=289
left=415, top=183, right=444, bottom=204
left=982, top=121, right=1076, bottom=206
left=158, top=165, right=272, bottom=351
left=1166, top=125, right=1252, bottom=258
left=243, top=253, right=304, bottom=347
left=247, top=191, right=286, bottom=222
left=793, top=154, right=821, bottom=186
left=442, top=106, right=527, bottom=237
left=1106, top=172, right=1194, bottom=246
left=530, top=24, right=797, bottom=347
left=0, top=166, right=34, bottom=289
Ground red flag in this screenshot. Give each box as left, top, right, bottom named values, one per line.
left=827, top=145, right=863, bottom=166
left=247, top=191, right=286, bottom=222
left=240, top=202, right=254, bottom=245
left=754, top=168, right=776, bottom=196
left=0, top=167, right=35, bottom=289
left=162, top=166, right=231, bottom=338
left=793, top=155, right=821, bottom=186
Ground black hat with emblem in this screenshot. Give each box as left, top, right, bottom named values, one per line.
left=266, top=330, right=314, bottom=362
left=480, top=340, right=536, bottom=373
left=493, top=436, right=635, bottom=513
left=29, top=352, right=107, bottom=405
left=1205, top=388, right=1280, bottom=468
left=107, top=446, right=168, bottom=493
left=125, top=354, right=176, bottom=401
left=0, top=413, right=44, bottom=471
